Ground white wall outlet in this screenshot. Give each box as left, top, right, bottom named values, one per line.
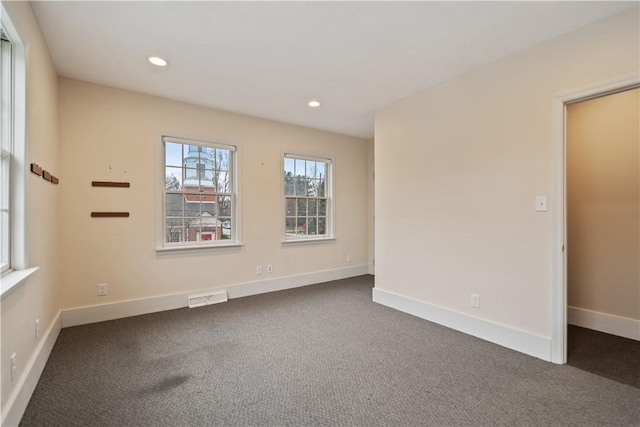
left=471, top=293, right=480, bottom=308
left=98, top=283, right=108, bottom=296
left=35, top=318, right=41, bottom=339
left=256, top=265, right=263, bottom=275
left=267, top=264, right=273, bottom=273
left=10, top=353, right=16, bottom=381
left=347, top=254, right=352, bottom=264
left=535, top=196, right=548, bottom=212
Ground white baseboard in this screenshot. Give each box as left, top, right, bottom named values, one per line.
left=2, top=311, right=61, bottom=427
left=372, top=287, right=552, bottom=362
left=568, top=306, right=639, bottom=341
left=61, top=264, right=370, bottom=328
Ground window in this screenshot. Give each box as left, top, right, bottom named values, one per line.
left=160, top=136, right=238, bottom=249
left=1, top=28, right=12, bottom=272
left=0, top=9, right=33, bottom=293
left=284, top=153, right=333, bottom=241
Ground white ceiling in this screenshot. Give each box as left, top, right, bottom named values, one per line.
left=32, top=1, right=634, bottom=139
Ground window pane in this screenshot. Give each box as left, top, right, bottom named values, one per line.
left=165, top=167, right=182, bottom=190
left=306, top=161, right=316, bottom=179
left=284, top=171, right=294, bottom=195
left=318, top=199, right=327, bottom=216
left=297, top=198, right=307, bottom=216
left=165, top=142, right=182, bottom=167
left=184, top=167, right=198, bottom=181
left=201, top=201, right=216, bottom=216
left=215, top=171, right=230, bottom=194
left=294, top=176, right=307, bottom=196
left=285, top=198, right=296, bottom=216
left=217, top=195, right=231, bottom=216
left=285, top=218, right=296, bottom=235
left=1, top=210, right=8, bottom=266
left=316, top=179, right=325, bottom=197
left=308, top=218, right=317, bottom=235
left=284, top=158, right=294, bottom=175
left=1, top=153, right=9, bottom=209
left=318, top=217, right=326, bottom=235
left=166, top=193, right=184, bottom=217
left=200, top=183, right=216, bottom=197
left=219, top=218, right=232, bottom=240
left=296, top=218, right=307, bottom=235
left=308, top=199, right=317, bottom=216
left=165, top=218, right=185, bottom=243
left=186, top=216, right=201, bottom=242
left=307, top=179, right=317, bottom=197
left=216, top=149, right=230, bottom=171
left=316, top=162, right=325, bottom=180
left=295, top=159, right=305, bottom=177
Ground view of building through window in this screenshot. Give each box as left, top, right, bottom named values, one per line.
left=284, top=155, right=331, bottom=239
left=163, top=138, right=235, bottom=246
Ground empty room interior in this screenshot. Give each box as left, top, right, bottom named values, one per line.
left=1, top=1, right=639, bottom=426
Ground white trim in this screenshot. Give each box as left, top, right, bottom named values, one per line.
left=284, top=152, right=332, bottom=164
left=0, top=266, right=38, bottom=298
left=155, top=243, right=242, bottom=253
left=568, top=307, right=640, bottom=341
left=373, top=287, right=551, bottom=361
left=1, top=311, right=62, bottom=427
left=1, top=4, right=28, bottom=273
left=551, top=73, right=640, bottom=364
left=61, top=264, right=369, bottom=328
left=162, top=135, right=236, bottom=152
left=281, top=237, right=336, bottom=245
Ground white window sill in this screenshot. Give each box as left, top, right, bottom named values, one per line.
left=282, top=237, right=336, bottom=245
left=1, top=267, right=39, bottom=299
left=156, top=243, right=243, bottom=254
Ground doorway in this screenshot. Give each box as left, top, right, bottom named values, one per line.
left=565, top=88, right=639, bottom=387
left=551, top=73, right=639, bottom=365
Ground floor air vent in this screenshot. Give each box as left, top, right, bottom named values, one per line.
left=188, top=290, right=228, bottom=308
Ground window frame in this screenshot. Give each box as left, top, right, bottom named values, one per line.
left=157, top=135, right=241, bottom=252
left=1, top=7, right=35, bottom=296
left=1, top=29, right=13, bottom=273
left=282, top=152, right=334, bottom=243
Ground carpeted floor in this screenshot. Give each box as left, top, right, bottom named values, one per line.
left=20, top=275, right=640, bottom=426
left=568, top=324, right=639, bottom=389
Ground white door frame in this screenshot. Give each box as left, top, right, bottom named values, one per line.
left=550, top=72, right=640, bottom=364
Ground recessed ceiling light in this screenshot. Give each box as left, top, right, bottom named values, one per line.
left=148, top=56, right=168, bottom=67
left=308, top=100, right=321, bottom=108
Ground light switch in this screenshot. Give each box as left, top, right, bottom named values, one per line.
left=536, top=196, right=548, bottom=212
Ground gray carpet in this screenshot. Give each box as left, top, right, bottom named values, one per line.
left=568, top=325, right=640, bottom=389
left=20, top=275, right=640, bottom=426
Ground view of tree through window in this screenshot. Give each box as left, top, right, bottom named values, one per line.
left=284, top=155, right=331, bottom=238
left=163, top=138, right=235, bottom=246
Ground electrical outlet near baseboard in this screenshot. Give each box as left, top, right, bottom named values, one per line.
left=267, top=264, right=273, bottom=273
left=471, top=293, right=480, bottom=308
left=35, top=318, right=41, bottom=339
left=98, top=283, right=108, bottom=296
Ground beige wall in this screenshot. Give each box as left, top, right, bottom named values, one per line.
left=57, top=78, right=370, bottom=309
left=567, top=89, right=640, bottom=321
left=1, top=1, right=60, bottom=419
left=374, top=9, right=639, bottom=338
